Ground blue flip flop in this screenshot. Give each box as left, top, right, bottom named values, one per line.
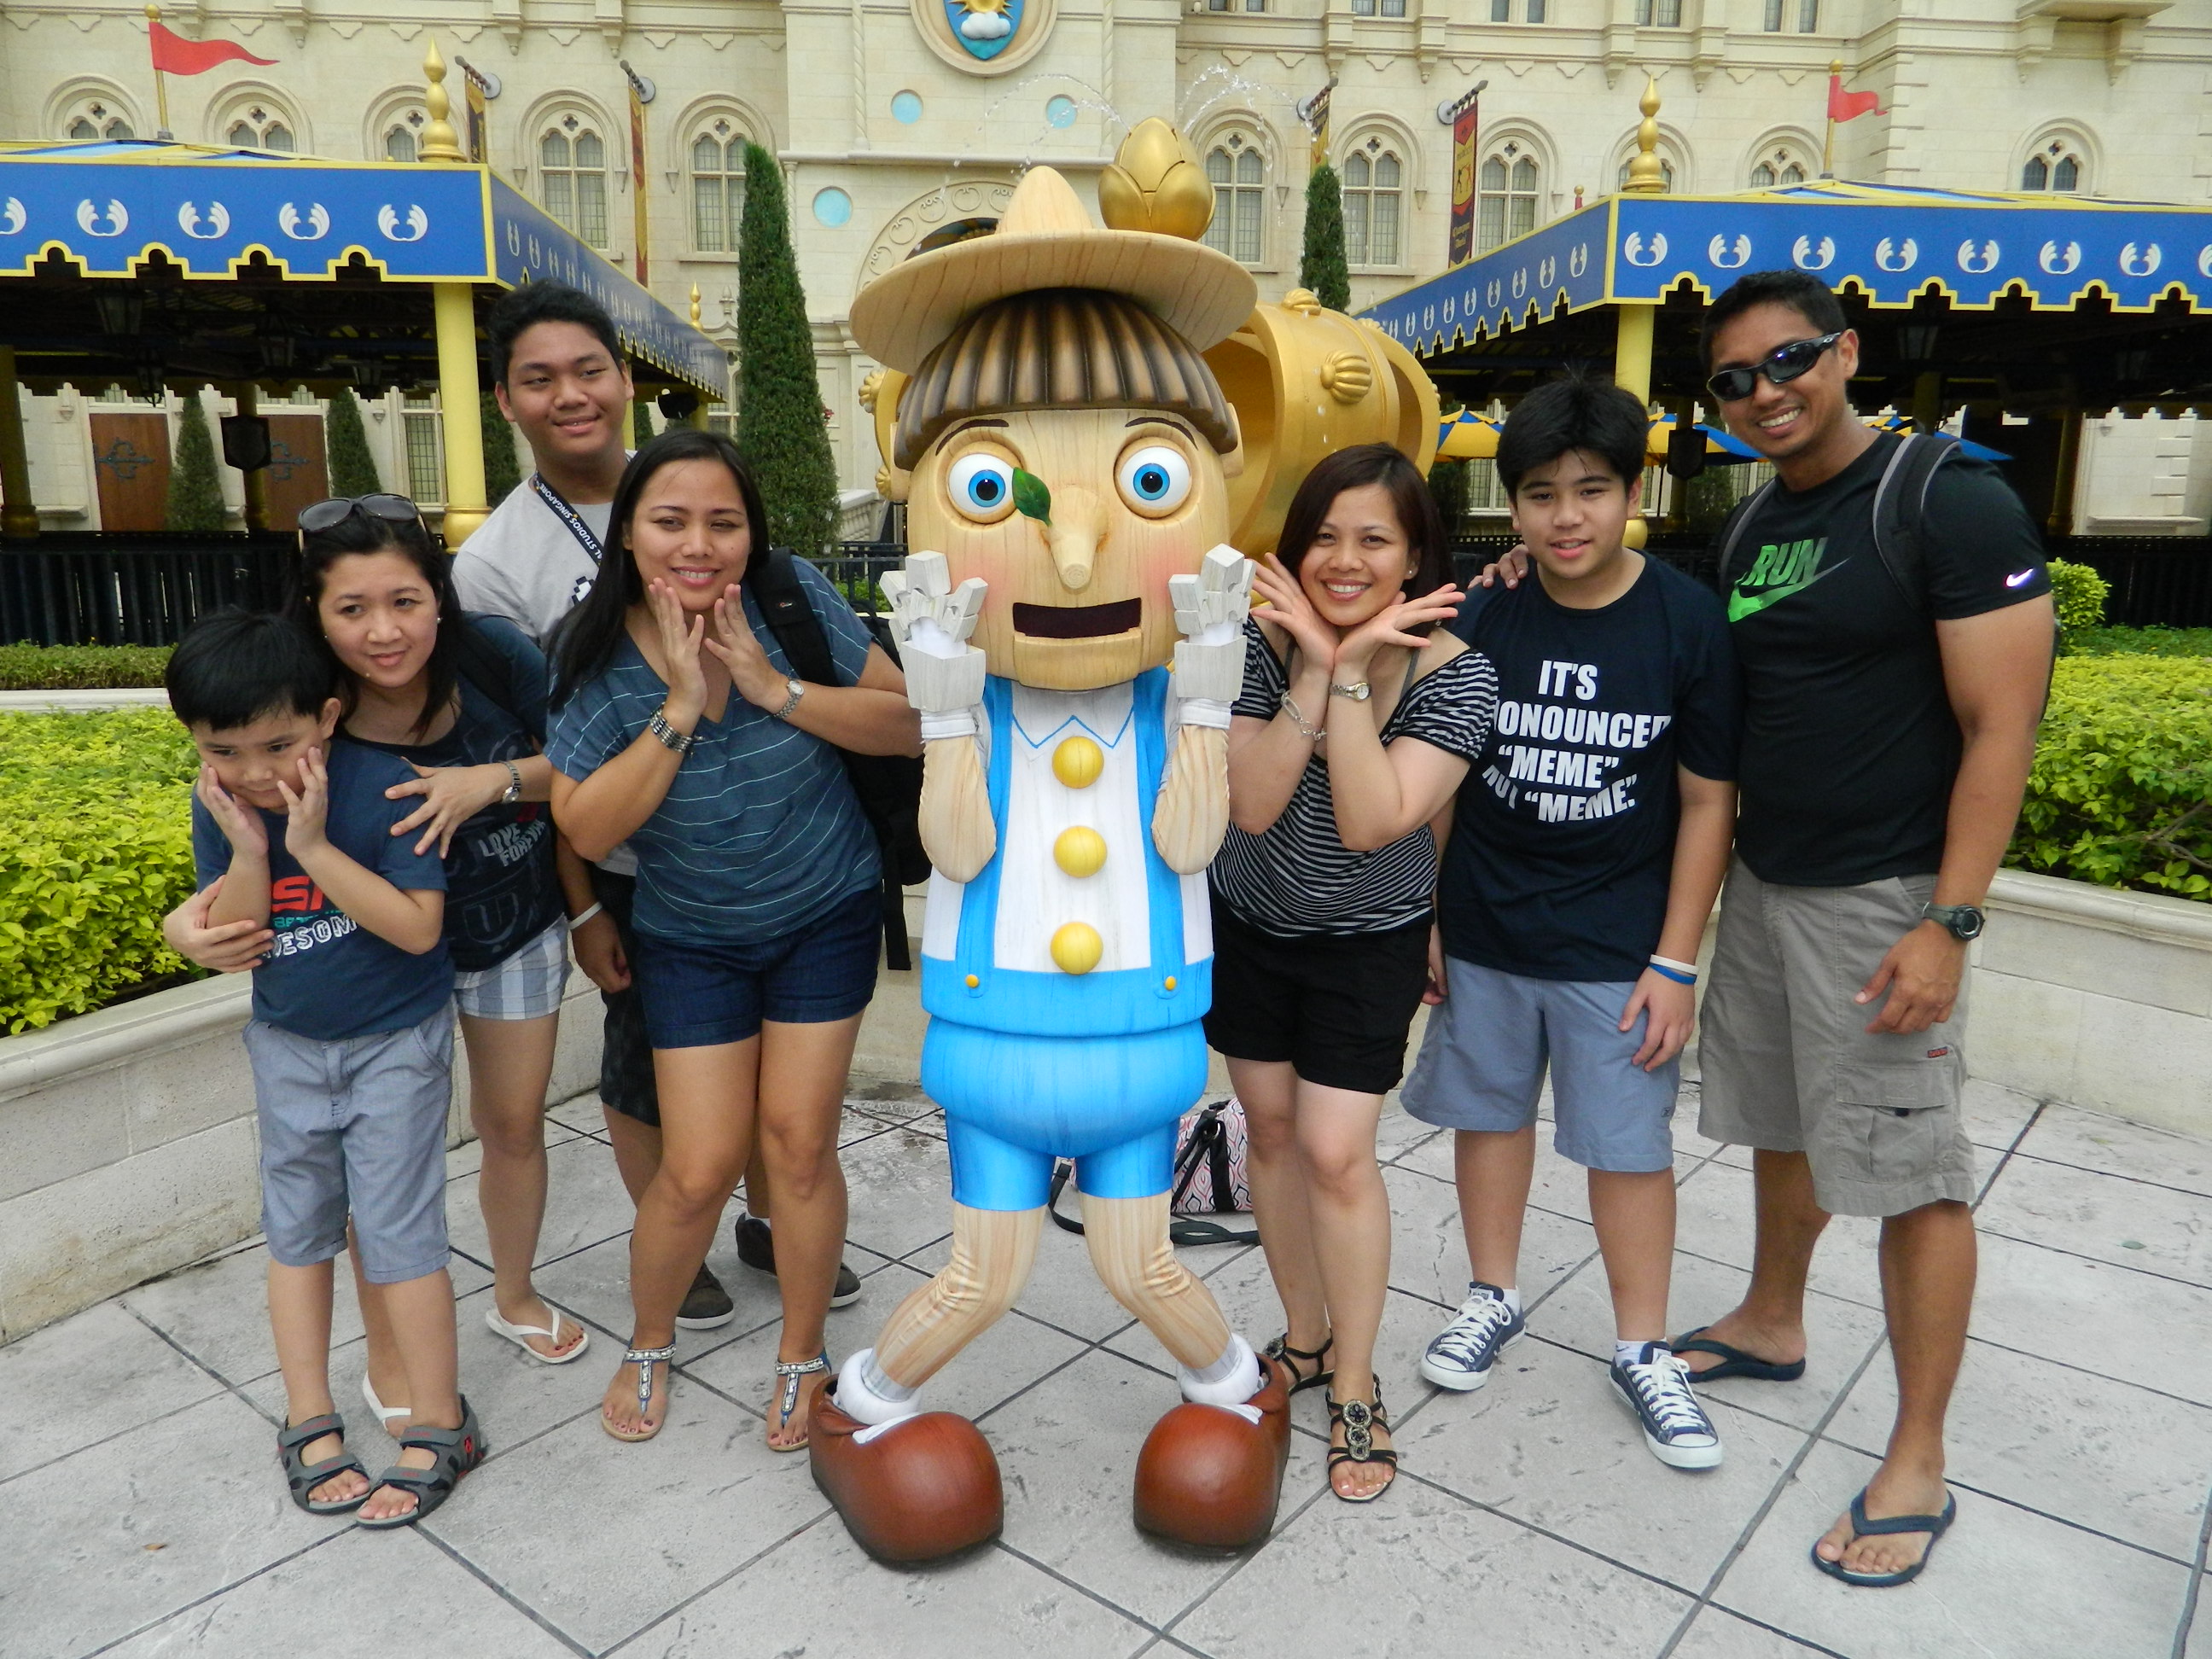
left=1671, top=1326, right=1807, bottom=1382
left=1810, top=1487, right=1957, bottom=1587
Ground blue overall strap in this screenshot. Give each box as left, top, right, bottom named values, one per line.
left=1132, top=668, right=1186, bottom=982
left=952, top=674, right=1016, bottom=970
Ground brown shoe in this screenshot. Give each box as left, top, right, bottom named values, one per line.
left=1132, top=1355, right=1291, bottom=1551
left=809, top=1381, right=1004, bottom=1565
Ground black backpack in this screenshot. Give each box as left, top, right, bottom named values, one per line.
left=748, top=549, right=928, bottom=971
left=1714, top=431, right=1960, bottom=611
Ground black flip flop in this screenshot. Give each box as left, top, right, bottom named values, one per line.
left=1810, top=1487, right=1957, bottom=1587
left=1670, top=1326, right=1807, bottom=1382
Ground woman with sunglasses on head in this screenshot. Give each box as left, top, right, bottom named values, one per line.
left=287, top=493, right=591, bottom=1412
left=1209, top=443, right=1496, bottom=1503
left=546, top=431, right=919, bottom=1450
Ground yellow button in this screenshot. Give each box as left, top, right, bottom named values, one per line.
left=1050, top=921, right=1103, bottom=975
left=1052, top=736, right=1104, bottom=789
left=964, top=974, right=980, bottom=988
left=1164, top=975, right=1177, bottom=991
left=1053, top=825, right=1108, bottom=878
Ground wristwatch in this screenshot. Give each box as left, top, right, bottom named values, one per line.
left=1329, top=680, right=1371, bottom=701
left=498, top=760, right=522, bottom=806
left=770, top=677, right=805, bottom=721
left=1920, top=902, right=1985, bottom=941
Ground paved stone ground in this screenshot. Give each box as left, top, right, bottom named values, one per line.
left=5, top=1075, right=2209, bottom=1658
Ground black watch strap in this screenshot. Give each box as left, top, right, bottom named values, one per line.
left=1920, top=901, right=1984, bottom=940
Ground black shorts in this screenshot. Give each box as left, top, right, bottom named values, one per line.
left=1202, top=897, right=1433, bottom=1096
left=589, top=866, right=661, bottom=1126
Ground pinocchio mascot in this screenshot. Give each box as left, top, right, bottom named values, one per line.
left=809, top=119, right=1437, bottom=1564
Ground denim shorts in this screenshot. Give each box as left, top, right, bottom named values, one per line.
left=631, top=887, right=882, bottom=1051
left=242, top=1005, right=454, bottom=1284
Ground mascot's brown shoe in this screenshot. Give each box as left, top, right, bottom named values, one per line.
left=809, top=1382, right=1004, bottom=1566
left=1132, top=1356, right=1292, bottom=1551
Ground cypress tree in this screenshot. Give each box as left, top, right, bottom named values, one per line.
left=736, top=140, right=839, bottom=554
left=1300, top=163, right=1351, bottom=313
left=1429, top=458, right=1470, bottom=534
left=325, top=391, right=381, bottom=497
left=480, top=392, right=521, bottom=509
left=633, top=399, right=655, bottom=449
left=164, top=394, right=229, bottom=532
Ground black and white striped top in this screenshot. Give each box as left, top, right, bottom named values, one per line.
left=1211, top=618, right=1499, bottom=937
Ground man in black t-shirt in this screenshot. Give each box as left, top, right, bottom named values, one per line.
left=1402, top=376, right=1743, bottom=1471
left=1685, top=271, right=2053, bottom=1587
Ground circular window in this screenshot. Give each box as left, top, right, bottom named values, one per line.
left=891, top=90, right=923, bottom=125
left=1045, top=95, right=1077, bottom=130
left=812, top=187, right=853, bottom=228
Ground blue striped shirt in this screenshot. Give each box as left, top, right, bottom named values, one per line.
left=546, top=559, right=880, bottom=945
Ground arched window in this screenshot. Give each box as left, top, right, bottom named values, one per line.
left=540, top=116, right=609, bottom=247
left=1202, top=133, right=1265, bottom=265
left=382, top=109, right=425, bottom=163
left=1477, top=144, right=1540, bottom=253
left=1749, top=146, right=1809, bottom=188
left=63, top=99, right=135, bottom=142
left=1617, top=156, right=1676, bottom=192
left=1342, top=137, right=1403, bottom=268
left=2022, top=137, right=2086, bottom=193
left=690, top=118, right=748, bottom=253
left=225, top=104, right=295, bottom=152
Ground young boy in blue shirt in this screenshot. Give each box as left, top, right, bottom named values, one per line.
left=1400, top=376, right=1741, bottom=1469
left=168, top=611, right=483, bottom=1526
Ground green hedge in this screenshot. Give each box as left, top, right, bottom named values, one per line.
left=0, top=709, right=201, bottom=1033
left=0, top=643, right=173, bottom=690
left=2046, top=557, right=2109, bottom=640
left=2009, top=655, right=2212, bottom=901
left=2069, top=626, right=2212, bottom=660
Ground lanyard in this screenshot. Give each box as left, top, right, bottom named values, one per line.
left=529, top=474, right=603, bottom=565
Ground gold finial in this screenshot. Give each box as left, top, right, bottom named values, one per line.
left=1830, top=56, right=1844, bottom=75
left=1098, top=118, right=1214, bottom=240
left=1622, top=76, right=1665, bottom=195
left=689, top=283, right=701, bottom=328
left=417, top=38, right=464, bottom=164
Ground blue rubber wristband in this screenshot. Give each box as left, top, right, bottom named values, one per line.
left=1646, top=962, right=1697, bottom=986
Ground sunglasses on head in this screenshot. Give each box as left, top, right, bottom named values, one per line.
left=297, top=494, right=423, bottom=536
left=1703, top=332, right=1845, bottom=403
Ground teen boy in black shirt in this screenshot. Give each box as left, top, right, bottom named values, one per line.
left=1686, top=271, right=2052, bottom=1586
left=1402, top=375, right=1742, bottom=1470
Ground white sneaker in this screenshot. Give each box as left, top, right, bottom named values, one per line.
left=1418, top=1282, right=1525, bottom=1392
left=1610, top=1342, right=1723, bottom=1470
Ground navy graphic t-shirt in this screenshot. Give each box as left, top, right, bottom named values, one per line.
left=1439, top=556, right=1741, bottom=982
left=192, top=742, right=451, bottom=1041
left=351, top=615, right=562, bottom=972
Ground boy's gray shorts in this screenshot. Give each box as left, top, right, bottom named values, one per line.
left=1698, top=859, right=1975, bottom=1218
left=243, top=1005, right=455, bottom=1284
left=1401, top=958, right=1679, bottom=1173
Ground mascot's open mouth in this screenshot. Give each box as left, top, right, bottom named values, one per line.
left=1010, top=599, right=1142, bottom=639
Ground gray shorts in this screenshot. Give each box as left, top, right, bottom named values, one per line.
left=242, top=1005, right=455, bottom=1284
left=1401, top=958, right=1679, bottom=1173
left=1698, top=859, right=1976, bottom=1218
left=453, top=918, right=571, bottom=1022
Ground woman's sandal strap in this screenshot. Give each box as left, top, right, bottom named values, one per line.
left=1264, top=1332, right=1336, bottom=1393
left=625, top=1344, right=677, bottom=1417
left=772, top=1352, right=831, bottom=1426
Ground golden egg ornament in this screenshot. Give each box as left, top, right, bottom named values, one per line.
left=1054, top=825, right=1108, bottom=877
left=1052, top=735, right=1104, bottom=789
left=1051, top=922, right=1103, bottom=975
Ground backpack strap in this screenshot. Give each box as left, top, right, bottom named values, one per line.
left=451, top=614, right=538, bottom=742
left=747, top=547, right=840, bottom=687
left=1868, top=432, right=1958, bottom=615
left=1712, top=476, right=1779, bottom=596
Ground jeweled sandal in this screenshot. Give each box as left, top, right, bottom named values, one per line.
left=602, top=1343, right=676, bottom=1443
left=1263, top=1331, right=1336, bottom=1395
left=767, top=1351, right=830, bottom=1452
left=278, top=1412, right=370, bottom=1515
left=1326, top=1379, right=1398, bottom=1504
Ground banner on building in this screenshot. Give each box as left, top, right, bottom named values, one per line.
left=457, top=58, right=498, bottom=169
left=621, top=61, right=655, bottom=284
left=1295, top=79, right=1336, bottom=171
left=1439, top=84, right=1482, bottom=268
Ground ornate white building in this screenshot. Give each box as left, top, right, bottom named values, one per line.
left=5, top=0, right=2210, bottom=527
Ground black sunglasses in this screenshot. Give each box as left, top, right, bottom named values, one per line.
left=1703, top=332, right=1845, bottom=403
left=297, top=493, right=423, bottom=535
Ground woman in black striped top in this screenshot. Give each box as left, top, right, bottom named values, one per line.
left=1208, top=443, right=1498, bottom=1503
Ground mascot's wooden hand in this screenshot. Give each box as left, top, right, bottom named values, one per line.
left=882, top=551, right=997, bottom=882
left=1155, top=545, right=1253, bottom=874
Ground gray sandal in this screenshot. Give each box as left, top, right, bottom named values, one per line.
left=356, top=1398, right=486, bottom=1530
left=279, top=1412, right=370, bottom=1515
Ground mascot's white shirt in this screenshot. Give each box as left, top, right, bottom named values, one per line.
left=920, top=679, right=1212, bottom=975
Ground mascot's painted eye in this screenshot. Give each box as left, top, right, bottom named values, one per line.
left=946, top=451, right=1017, bottom=523
left=1115, top=444, right=1192, bottom=517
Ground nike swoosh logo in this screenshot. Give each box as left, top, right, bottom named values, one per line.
left=2005, top=568, right=2037, bottom=588
left=1727, top=562, right=1842, bottom=622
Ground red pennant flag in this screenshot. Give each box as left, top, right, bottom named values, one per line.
left=1828, top=73, right=1882, bottom=123
left=149, top=17, right=276, bottom=75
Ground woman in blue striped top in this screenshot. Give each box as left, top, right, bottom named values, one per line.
left=548, top=430, right=920, bottom=1450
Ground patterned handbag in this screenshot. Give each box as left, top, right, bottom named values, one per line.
left=1046, top=1097, right=1259, bottom=1246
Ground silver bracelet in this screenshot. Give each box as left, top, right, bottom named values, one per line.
left=648, top=707, right=694, bottom=756
left=1279, top=691, right=1323, bottom=742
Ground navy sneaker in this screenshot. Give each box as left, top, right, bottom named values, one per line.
left=1610, top=1342, right=1723, bottom=1469
left=1419, top=1282, right=1525, bottom=1391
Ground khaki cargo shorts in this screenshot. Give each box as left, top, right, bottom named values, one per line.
left=1698, top=859, right=1976, bottom=1218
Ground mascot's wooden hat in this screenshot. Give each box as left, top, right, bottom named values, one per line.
left=848, top=131, right=1258, bottom=375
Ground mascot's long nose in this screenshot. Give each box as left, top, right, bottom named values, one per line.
left=1045, top=484, right=1103, bottom=591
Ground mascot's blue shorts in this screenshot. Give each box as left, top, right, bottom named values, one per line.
left=921, top=1020, right=1208, bottom=1212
